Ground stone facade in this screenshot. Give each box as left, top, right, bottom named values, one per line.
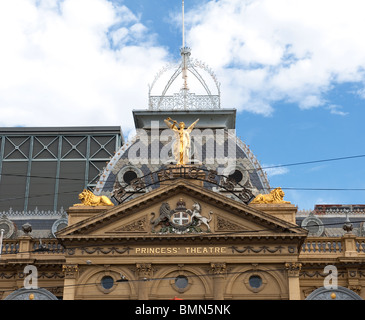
left=1, top=172, right=364, bottom=300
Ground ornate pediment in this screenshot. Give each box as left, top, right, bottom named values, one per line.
left=57, top=180, right=307, bottom=240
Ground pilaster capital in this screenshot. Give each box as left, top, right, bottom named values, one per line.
left=210, top=262, right=226, bottom=276
left=136, top=263, right=153, bottom=279
left=62, top=264, right=79, bottom=279
left=285, top=262, right=302, bottom=277
left=348, top=285, right=362, bottom=295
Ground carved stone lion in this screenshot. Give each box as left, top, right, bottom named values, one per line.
left=150, top=202, right=171, bottom=231
left=251, top=187, right=290, bottom=204
left=74, top=189, right=114, bottom=207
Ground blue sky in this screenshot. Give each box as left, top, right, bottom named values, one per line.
left=0, top=0, right=365, bottom=210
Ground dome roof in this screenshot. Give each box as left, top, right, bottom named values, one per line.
left=93, top=120, right=270, bottom=204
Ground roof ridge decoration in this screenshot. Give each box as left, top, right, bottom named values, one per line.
left=1, top=206, right=67, bottom=218
left=148, top=1, right=221, bottom=111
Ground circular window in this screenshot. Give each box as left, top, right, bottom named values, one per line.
left=301, top=213, right=324, bottom=236
left=123, top=170, right=137, bottom=185
left=0, top=223, right=10, bottom=235
left=229, top=170, right=243, bottom=184
left=0, top=218, right=15, bottom=239
left=56, top=222, right=68, bottom=231
left=51, top=217, right=68, bottom=237
left=249, top=275, right=262, bottom=289
left=175, top=275, right=188, bottom=289
left=306, top=221, right=320, bottom=234
left=101, top=276, right=114, bottom=290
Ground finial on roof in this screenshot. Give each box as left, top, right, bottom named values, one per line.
left=343, top=211, right=353, bottom=233
left=22, top=222, right=32, bottom=235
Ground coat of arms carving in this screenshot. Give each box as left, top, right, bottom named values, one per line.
left=150, top=199, right=212, bottom=234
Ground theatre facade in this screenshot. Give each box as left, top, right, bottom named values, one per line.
left=58, top=168, right=307, bottom=300
left=1, top=45, right=365, bottom=300
left=2, top=155, right=365, bottom=300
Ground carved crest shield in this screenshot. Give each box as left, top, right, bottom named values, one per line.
left=150, top=199, right=212, bottom=234
left=170, top=198, right=193, bottom=230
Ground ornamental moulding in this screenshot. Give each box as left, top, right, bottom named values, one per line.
left=230, top=245, right=297, bottom=254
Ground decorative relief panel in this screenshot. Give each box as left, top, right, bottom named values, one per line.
left=113, top=217, right=147, bottom=233
left=215, top=216, right=246, bottom=232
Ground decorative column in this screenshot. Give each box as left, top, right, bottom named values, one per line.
left=17, top=223, right=33, bottom=259
left=62, top=264, right=79, bottom=300
left=136, top=263, right=152, bottom=300
left=342, top=233, right=358, bottom=257
left=342, top=214, right=360, bottom=294
left=210, top=263, right=226, bottom=300
left=285, top=262, right=302, bottom=300
left=17, top=236, right=32, bottom=259
left=347, top=269, right=361, bottom=295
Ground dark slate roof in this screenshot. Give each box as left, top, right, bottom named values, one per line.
left=297, top=204, right=365, bottom=237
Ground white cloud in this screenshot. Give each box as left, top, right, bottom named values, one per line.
left=262, top=164, right=289, bottom=177
left=185, top=0, right=365, bottom=115
left=2, top=0, right=365, bottom=131
left=0, top=0, right=169, bottom=131
left=357, top=88, right=365, bottom=99
left=327, top=104, right=349, bottom=116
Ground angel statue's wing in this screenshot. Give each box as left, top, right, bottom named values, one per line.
left=164, top=118, right=178, bottom=131
left=186, top=118, right=199, bottom=133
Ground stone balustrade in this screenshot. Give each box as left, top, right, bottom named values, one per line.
left=1, top=238, right=65, bottom=258
left=300, top=236, right=365, bottom=257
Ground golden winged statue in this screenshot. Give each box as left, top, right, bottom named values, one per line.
left=164, top=117, right=199, bottom=165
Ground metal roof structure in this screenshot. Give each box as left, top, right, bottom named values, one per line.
left=0, top=126, right=123, bottom=213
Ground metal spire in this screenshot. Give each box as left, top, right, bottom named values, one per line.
left=147, top=0, right=221, bottom=111
left=181, top=0, right=190, bottom=96
left=182, top=0, right=185, bottom=48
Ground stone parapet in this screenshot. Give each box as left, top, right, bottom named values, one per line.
left=66, top=206, right=111, bottom=226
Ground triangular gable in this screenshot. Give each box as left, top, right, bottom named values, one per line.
left=57, top=179, right=307, bottom=239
